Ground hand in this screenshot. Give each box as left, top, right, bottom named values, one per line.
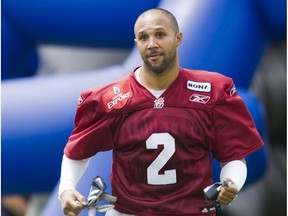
left=217, top=179, right=238, bottom=205
left=60, top=189, right=87, bottom=216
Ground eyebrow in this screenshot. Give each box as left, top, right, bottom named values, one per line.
left=137, top=27, right=167, bottom=37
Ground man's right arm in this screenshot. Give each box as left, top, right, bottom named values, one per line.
left=59, top=155, right=91, bottom=215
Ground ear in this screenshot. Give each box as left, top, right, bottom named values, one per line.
left=134, top=38, right=138, bottom=46
left=176, top=32, right=183, bottom=47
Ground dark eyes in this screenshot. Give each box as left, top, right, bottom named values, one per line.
left=138, top=32, right=165, bottom=41
left=156, top=32, right=165, bottom=38
left=139, top=35, right=148, bottom=41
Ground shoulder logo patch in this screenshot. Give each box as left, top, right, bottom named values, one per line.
left=78, top=95, right=84, bottom=105
left=102, top=81, right=132, bottom=112
left=187, top=80, right=211, bottom=92
left=230, top=85, right=237, bottom=96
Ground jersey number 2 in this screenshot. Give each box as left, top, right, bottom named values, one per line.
left=146, top=133, right=177, bottom=185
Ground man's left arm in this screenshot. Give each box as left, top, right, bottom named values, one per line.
left=217, top=159, right=247, bottom=205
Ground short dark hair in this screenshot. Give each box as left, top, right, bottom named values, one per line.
left=135, top=8, right=179, bottom=33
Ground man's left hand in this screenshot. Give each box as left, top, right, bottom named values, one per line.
left=217, top=179, right=238, bottom=205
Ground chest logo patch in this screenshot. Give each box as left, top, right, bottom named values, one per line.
left=154, top=97, right=165, bottom=109
left=102, top=81, right=133, bottom=112
left=187, top=80, right=211, bottom=92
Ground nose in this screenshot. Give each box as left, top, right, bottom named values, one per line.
left=147, top=37, right=158, bottom=49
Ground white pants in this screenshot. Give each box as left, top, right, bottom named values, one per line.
left=105, top=208, right=135, bottom=216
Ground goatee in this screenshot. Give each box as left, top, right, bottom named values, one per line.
left=144, top=52, right=176, bottom=75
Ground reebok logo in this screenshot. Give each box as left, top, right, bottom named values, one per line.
left=189, top=94, right=210, bottom=104
left=187, top=80, right=211, bottom=92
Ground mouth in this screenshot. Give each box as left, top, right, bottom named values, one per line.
left=147, top=52, right=163, bottom=61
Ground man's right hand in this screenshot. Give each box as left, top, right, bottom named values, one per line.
left=60, top=189, right=87, bottom=216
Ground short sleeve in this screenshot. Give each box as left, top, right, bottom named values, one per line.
left=64, top=90, right=114, bottom=160
left=211, top=80, right=264, bottom=163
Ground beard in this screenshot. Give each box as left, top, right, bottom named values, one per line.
left=142, top=49, right=177, bottom=74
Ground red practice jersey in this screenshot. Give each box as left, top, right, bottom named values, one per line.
left=64, top=67, right=264, bottom=215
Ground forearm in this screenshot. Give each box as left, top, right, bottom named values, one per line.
left=58, top=155, right=91, bottom=199
left=220, top=159, right=247, bottom=191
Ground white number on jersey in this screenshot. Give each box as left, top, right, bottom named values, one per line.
left=146, top=133, right=177, bottom=185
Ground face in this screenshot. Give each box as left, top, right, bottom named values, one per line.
left=134, top=12, right=182, bottom=74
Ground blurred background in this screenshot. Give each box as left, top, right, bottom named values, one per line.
left=1, top=0, right=286, bottom=215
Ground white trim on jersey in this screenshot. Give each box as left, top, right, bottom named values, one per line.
left=135, top=67, right=166, bottom=98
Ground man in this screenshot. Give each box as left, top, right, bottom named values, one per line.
left=59, top=8, right=264, bottom=216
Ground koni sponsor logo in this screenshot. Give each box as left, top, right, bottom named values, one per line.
left=187, top=80, right=211, bottom=92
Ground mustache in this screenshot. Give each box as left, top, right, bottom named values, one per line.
left=146, top=50, right=163, bottom=58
